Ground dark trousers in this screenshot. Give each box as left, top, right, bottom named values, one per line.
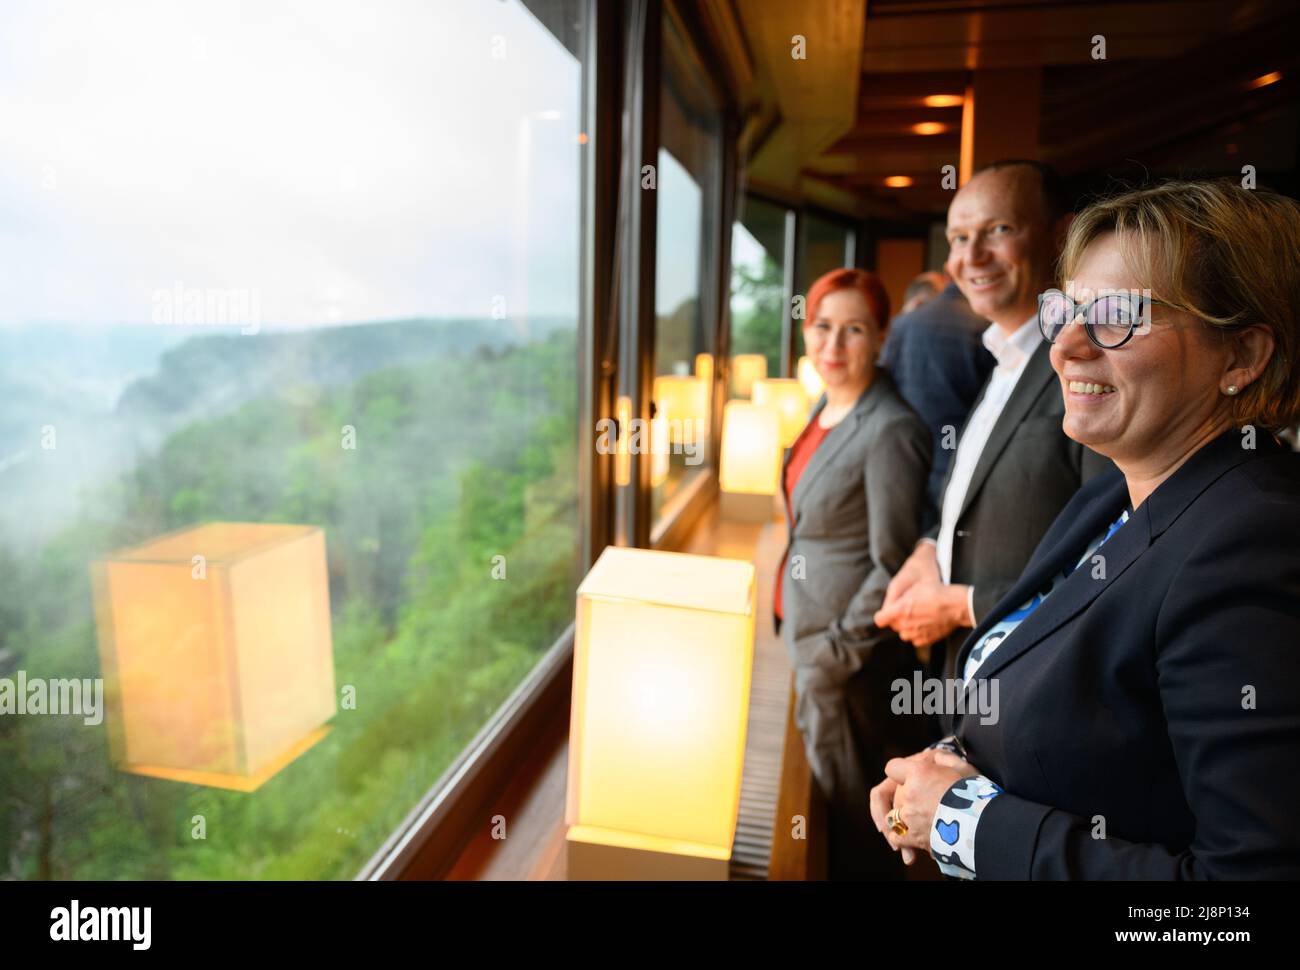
left=791, top=638, right=937, bottom=880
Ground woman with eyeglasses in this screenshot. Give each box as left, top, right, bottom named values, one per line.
left=869, top=179, right=1300, bottom=879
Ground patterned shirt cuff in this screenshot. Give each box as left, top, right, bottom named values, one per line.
left=930, top=774, right=1002, bottom=880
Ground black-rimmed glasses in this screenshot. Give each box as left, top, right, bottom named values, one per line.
left=1038, top=288, right=1176, bottom=349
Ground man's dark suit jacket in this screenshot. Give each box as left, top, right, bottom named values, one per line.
left=929, top=338, right=1112, bottom=681
left=879, top=282, right=995, bottom=528
left=944, top=428, right=1300, bottom=879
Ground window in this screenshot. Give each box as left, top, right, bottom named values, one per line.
left=802, top=212, right=854, bottom=292
left=0, top=0, right=585, bottom=879
left=729, top=196, right=788, bottom=394
left=650, top=9, right=722, bottom=525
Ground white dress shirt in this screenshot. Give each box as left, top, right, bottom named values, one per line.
left=929, top=314, right=1042, bottom=623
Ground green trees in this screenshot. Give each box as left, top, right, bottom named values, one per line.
left=0, top=323, right=578, bottom=879
left=730, top=255, right=783, bottom=379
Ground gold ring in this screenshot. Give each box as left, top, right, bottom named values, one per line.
left=886, top=809, right=908, bottom=837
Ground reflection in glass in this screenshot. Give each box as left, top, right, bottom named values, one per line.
left=92, top=523, right=335, bottom=792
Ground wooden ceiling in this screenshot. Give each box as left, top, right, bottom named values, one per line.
left=722, top=0, right=1300, bottom=219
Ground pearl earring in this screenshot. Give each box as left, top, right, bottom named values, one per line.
left=1225, top=385, right=1239, bottom=395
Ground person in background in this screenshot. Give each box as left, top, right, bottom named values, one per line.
left=900, top=270, right=949, bottom=315
left=775, top=268, right=932, bottom=879
left=879, top=273, right=996, bottom=528
left=872, top=179, right=1300, bottom=879
left=874, top=160, right=1111, bottom=680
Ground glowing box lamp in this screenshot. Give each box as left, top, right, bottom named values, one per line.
left=719, top=399, right=781, bottom=522
left=753, top=377, right=810, bottom=449
left=90, top=522, right=336, bottom=792
left=566, top=547, right=756, bottom=880
left=730, top=353, right=767, bottom=399
left=798, top=355, right=826, bottom=400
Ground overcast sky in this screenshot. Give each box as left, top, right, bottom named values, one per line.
left=0, top=0, right=603, bottom=328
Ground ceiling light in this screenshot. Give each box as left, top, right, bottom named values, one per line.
left=1248, top=71, right=1282, bottom=90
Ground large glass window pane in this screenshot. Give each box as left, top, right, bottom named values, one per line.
left=0, top=0, right=584, bottom=879
left=796, top=213, right=853, bottom=393
left=802, top=213, right=853, bottom=291
left=651, top=12, right=721, bottom=524
left=729, top=197, right=787, bottom=396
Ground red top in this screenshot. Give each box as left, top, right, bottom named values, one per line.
left=774, top=418, right=833, bottom=621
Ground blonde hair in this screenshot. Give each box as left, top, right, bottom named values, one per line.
left=1059, top=179, right=1300, bottom=430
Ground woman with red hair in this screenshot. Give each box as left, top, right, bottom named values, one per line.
left=776, top=268, right=932, bottom=878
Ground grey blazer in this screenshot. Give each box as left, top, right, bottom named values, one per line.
left=779, top=370, right=932, bottom=684
left=928, top=339, right=1113, bottom=676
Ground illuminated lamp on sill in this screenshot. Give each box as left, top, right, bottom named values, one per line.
left=753, top=377, right=810, bottom=449
left=730, top=353, right=767, bottom=399
left=797, top=355, right=826, bottom=400
left=719, top=399, right=781, bottom=522
left=565, top=546, right=755, bottom=880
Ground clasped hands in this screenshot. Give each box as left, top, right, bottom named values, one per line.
left=873, top=541, right=971, bottom=647
left=869, top=748, right=979, bottom=865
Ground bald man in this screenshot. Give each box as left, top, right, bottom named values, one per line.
left=875, top=160, right=1112, bottom=687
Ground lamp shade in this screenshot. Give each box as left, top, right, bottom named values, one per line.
left=653, top=374, right=708, bottom=446
left=730, top=354, right=767, bottom=399
left=719, top=399, right=781, bottom=496
left=566, top=546, right=755, bottom=878
left=90, top=522, right=336, bottom=792
left=753, top=378, right=810, bottom=448
left=797, top=355, right=825, bottom=400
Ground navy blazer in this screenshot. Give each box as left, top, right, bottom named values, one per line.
left=879, top=282, right=995, bottom=526
left=945, top=428, right=1300, bottom=879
